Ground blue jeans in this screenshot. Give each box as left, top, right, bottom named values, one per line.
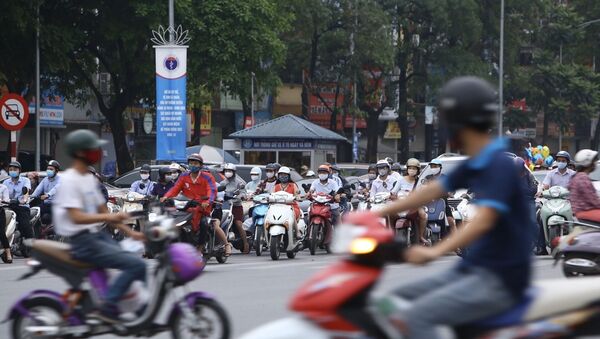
left=70, top=231, right=146, bottom=306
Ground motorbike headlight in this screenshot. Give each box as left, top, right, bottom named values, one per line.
left=350, top=237, right=377, bottom=254
left=331, top=225, right=367, bottom=253
left=548, top=215, right=566, bottom=227
left=549, top=186, right=561, bottom=198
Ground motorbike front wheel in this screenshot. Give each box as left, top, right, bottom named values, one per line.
left=309, top=223, right=319, bottom=255
left=255, top=225, right=263, bottom=257
left=11, top=296, right=67, bottom=339
left=170, top=297, right=230, bottom=339
left=270, top=235, right=281, bottom=260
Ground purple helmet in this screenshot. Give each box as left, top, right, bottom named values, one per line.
left=168, top=243, right=205, bottom=283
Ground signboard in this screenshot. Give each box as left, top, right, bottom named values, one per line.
left=143, top=113, right=153, bottom=134
left=0, top=94, right=29, bottom=131
left=29, top=90, right=64, bottom=126
left=187, top=105, right=212, bottom=137
left=241, top=139, right=314, bottom=150
left=384, top=121, right=401, bottom=139
left=154, top=45, right=188, bottom=161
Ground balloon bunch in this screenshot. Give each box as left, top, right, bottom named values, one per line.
left=524, top=144, right=553, bottom=171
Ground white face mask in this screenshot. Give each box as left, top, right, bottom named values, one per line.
left=165, top=175, right=173, bottom=181
left=251, top=174, right=260, bottom=181
left=432, top=167, right=441, bottom=175
left=172, top=172, right=179, bottom=180
left=266, top=172, right=275, bottom=179
left=378, top=169, right=388, bottom=177
left=224, top=171, right=234, bottom=178
left=407, top=169, right=418, bottom=177
left=318, top=173, right=328, bottom=181
left=140, top=173, right=150, bottom=180
left=368, top=173, right=377, bottom=180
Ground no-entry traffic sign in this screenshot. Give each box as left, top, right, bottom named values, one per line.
left=0, top=94, right=29, bottom=131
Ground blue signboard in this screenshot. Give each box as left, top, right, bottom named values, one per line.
left=155, top=46, right=188, bottom=161
left=241, top=139, right=314, bottom=150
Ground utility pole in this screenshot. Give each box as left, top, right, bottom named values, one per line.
left=251, top=72, right=255, bottom=127
left=35, top=1, right=41, bottom=171
left=351, top=0, right=358, bottom=163
left=498, top=0, right=504, bottom=137
left=168, top=0, right=175, bottom=42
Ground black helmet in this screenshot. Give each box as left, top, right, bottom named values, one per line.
left=8, top=161, right=21, bottom=169
left=391, top=162, right=402, bottom=171
left=273, top=163, right=282, bottom=171
left=158, top=167, right=171, bottom=177
left=368, top=163, right=376, bottom=172
left=65, top=129, right=107, bottom=156
left=265, top=163, right=277, bottom=171
left=140, top=164, right=151, bottom=172
left=438, top=76, right=498, bottom=137
left=48, top=160, right=61, bottom=170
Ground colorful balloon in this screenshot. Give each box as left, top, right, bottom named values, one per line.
left=541, top=145, right=550, bottom=159
left=537, top=145, right=543, bottom=151
left=529, top=163, right=536, bottom=171
left=544, top=155, right=554, bottom=167
left=525, top=148, right=533, bottom=160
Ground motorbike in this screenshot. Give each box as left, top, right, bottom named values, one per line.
left=122, top=191, right=149, bottom=231
left=306, top=192, right=334, bottom=255
left=264, top=191, right=305, bottom=260
left=249, top=193, right=270, bottom=256
left=393, top=191, right=414, bottom=246
left=425, top=198, right=447, bottom=245
left=0, top=203, right=17, bottom=261
left=369, top=192, right=393, bottom=228
left=7, top=212, right=231, bottom=339
left=539, top=186, right=573, bottom=250
left=551, top=218, right=600, bottom=277
left=240, top=220, right=600, bottom=339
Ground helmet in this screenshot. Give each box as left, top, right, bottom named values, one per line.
left=223, top=163, right=237, bottom=172
left=330, top=164, right=340, bottom=172
left=169, top=163, right=183, bottom=172
left=8, top=161, right=21, bottom=169
left=438, top=77, right=498, bottom=137
left=265, top=163, right=277, bottom=171
left=376, top=159, right=390, bottom=169
left=273, top=163, right=282, bottom=171
left=574, top=149, right=598, bottom=168
left=65, top=129, right=107, bottom=156
left=317, top=164, right=331, bottom=173
left=368, top=164, right=376, bottom=172
left=48, top=160, right=61, bottom=170
left=556, top=151, right=571, bottom=163
left=187, top=153, right=204, bottom=163
left=278, top=166, right=291, bottom=175
left=305, top=170, right=315, bottom=177
left=430, top=159, right=443, bottom=166
left=159, top=167, right=171, bottom=176
left=140, top=164, right=151, bottom=172
left=167, top=243, right=206, bottom=283
left=385, top=157, right=394, bottom=165
left=391, top=162, right=402, bottom=171
left=406, top=158, right=421, bottom=168
left=250, top=166, right=261, bottom=175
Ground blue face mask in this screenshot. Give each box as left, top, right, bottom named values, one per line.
left=46, top=170, right=56, bottom=178
left=557, top=162, right=568, bottom=170
left=189, top=165, right=201, bottom=173
left=279, top=175, right=290, bottom=183
left=9, top=171, right=18, bottom=178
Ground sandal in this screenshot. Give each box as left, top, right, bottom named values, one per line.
left=242, top=241, right=250, bottom=254
left=224, top=243, right=233, bottom=257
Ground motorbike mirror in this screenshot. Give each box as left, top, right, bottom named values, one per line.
left=359, top=182, right=366, bottom=188
left=238, top=183, right=245, bottom=190
left=217, top=185, right=227, bottom=192
left=302, top=183, right=310, bottom=193
left=350, top=183, right=356, bottom=190
left=22, top=187, right=29, bottom=195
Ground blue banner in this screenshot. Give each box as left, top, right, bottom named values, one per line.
left=155, top=46, right=188, bottom=161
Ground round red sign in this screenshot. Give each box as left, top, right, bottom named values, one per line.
left=0, top=94, right=29, bottom=131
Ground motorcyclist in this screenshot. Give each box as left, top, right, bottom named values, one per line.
left=244, top=166, right=262, bottom=193
left=363, top=164, right=377, bottom=190
left=2, top=161, right=34, bottom=251
left=372, top=76, right=533, bottom=339
left=130, top=164, right=155, bottom=196
left=31, top=160, right=61, bottom=228
left=309, top=165, right=341, bottom=226
left=256, top=163, right=278, bottom=194
left=53, top=129, right=145, bottom=324
left=393, top=158, right=428, bottom=244
left=163, top=154, right=217, bottom=252
left=428, top=158, right=457, bottom=236
left=542, top=151, right=574, bottom=190
left=151, top=167, right=174, bottom=198
left=273, top=166, right=302, bottom=228
left=391, top=162, right=403, bottom=176
left=369, top=160, right=398, bottom=198
left=514, top=157, right=539, bottom=252
left=88, top=166, right=108, bottom=203
left=0, top=182, right=12, bottom=263
left=331, top=164, right=350, bottom=214
left=218, top=163, right=249, bottom=253
left=386, top=157, right=402, bottom=181
left=568, top=149, right=600, bottom=223
left=169, top=162, right=184, bottom=182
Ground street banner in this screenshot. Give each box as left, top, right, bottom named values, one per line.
left=154, top=45, right=188, bottom=161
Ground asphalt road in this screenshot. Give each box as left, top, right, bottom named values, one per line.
left=0, top=252, right=563, bottom=339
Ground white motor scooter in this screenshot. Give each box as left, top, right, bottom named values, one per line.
left=369, top=192, right=393, bottom=228
left=264, top=191, right=305, bottom=260
left=0, top=204, right=17, bottom=260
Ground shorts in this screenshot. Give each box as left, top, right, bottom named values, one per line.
left=211, top=207, right=223, bottom=221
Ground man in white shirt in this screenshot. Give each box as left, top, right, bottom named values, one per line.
left=53, top=129, right=145, bottom=324
left=309, top=165, right=341, bottom=226
left=370, top=160, right=398, bottom=198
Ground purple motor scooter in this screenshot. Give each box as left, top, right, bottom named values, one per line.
left=4, top=213, right=230, bottom=339
left=552, top=218, right=600, bottom=278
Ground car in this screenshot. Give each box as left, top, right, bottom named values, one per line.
left=433, top=154, right=469, bottom=175
left=335, top=163, right=371, bottom=178
left=212, top=164, right=302, bottom=183
left=110, top=164, right=242, bottom=188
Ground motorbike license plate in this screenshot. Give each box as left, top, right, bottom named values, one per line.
left=123, top=202, right=143, bottom=213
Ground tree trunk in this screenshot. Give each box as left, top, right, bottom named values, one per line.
left=542, top=112, right=549, bottom=145
left=592, top=116, right=600, bottom=150
left=366, top=112, right=379, bottom=163
left=397, top=68, right=409, bottom=162
left=191, top=107, right=201, bottom=145
left=106, top=111, right=134, bottom=174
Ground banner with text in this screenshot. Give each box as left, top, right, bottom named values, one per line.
left=155, top=45, right=188, bottom=161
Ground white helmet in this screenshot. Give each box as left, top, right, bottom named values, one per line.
left=278, top=166, right=291, bottom=175
left=223, top=163, right=237, bottom=171
left=574, top=149, right=598, bottom=168
left=406, top=158, right=421, bottom=168
left=169, top=163, right=183, bottom=172
left=376, top=159, right=390, bottom=169
left=250, top=166, right=261, bottom=175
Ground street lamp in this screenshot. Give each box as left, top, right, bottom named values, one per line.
left=251, top=72, right=256, bottom=127
left=498, top=0, right=505, bottom=137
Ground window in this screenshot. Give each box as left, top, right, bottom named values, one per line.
left=244, top=151, right=276, bottom=165
left=278, top=151, right=311, bottom=174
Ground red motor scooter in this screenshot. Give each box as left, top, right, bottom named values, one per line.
left=306, top=192, right=334, bottom=255
left=240, top=214, right=600, bottom=339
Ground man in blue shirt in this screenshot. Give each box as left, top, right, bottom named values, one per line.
left=373, top=77, right=532, bottom=339
left=2, top=161, right=34, bottom=248
left=31, top=160, right=61, bottom=226
left=129, top=164, right=155, bottom=196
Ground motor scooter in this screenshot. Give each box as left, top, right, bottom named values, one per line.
left=550, top=218, right=600, bottom=277
left=0, top=203, right=17, bottom=261
left=121, top=191, right=149, bottom=231
left=539, top=186, right=573, bottom=250
left=249, top=193, right=270, bottom=256
left=6, top=212, right=231, bottom=339
left=369, top=192, right=394, bottom=229
left=306, top=192, right=334, bottom=255
left=425, top=198, right=447, bottom=244
left=240, top=220, right=600, bottom=339
left=264, top=191, right=305, bottom=260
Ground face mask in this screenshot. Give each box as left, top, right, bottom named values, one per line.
left=224, top=171, right=234, bottom=178
left=46, top=170, right=56, bottom=178
left=407, top=169, right=418, bottom=177
left=432, top=167, right=441, bottom=175
left=140, top=173, right=150, bottom=180
left=378, top=169, right=388, bottom=177
left=266, top=172, right=275, bottom=179
left=189, top=166, right=201, bottom=173
left=172, top=172, right=179, bottom=180
left=557, top=162, right=568, bottom=170
left=332, top=172, right=339, bottom=177
left=251, top=174, right=260, bottom=181
left=368, top=173, right=377, bottom=180
left=318, top=173, right=328, bottom=181
left=279, top=175, right=290, bottom=183
left=9, top=171, right=18, bottom=178
left=82, top=149, right=102, bottom=165
left=165, top=175, right=173, bottom=181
